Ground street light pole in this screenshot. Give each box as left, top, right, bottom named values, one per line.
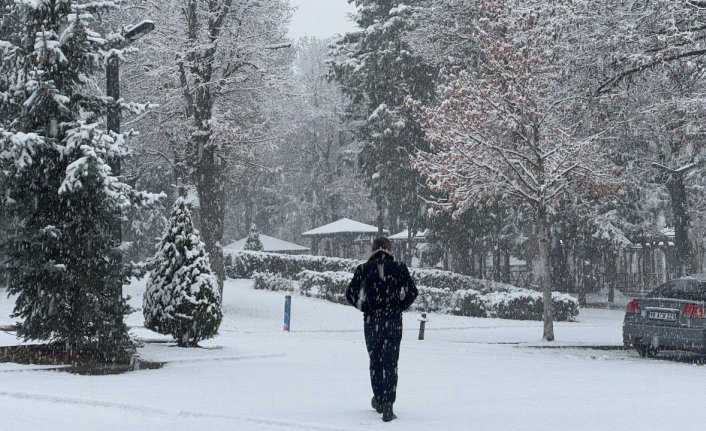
left=105, top=20, right=155, bottom=314
left=106, top=20, right=155, bottom=136
left=106, top=57, right=121, bottom=136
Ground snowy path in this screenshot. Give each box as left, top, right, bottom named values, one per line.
left=0, top=279, right=704, bottom=430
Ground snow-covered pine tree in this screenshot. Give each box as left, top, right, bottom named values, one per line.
left=244, top=223, right=264, bottom=251
left=143, top=197, right=222, bottom=347
left=0, top=0, right=158, bottom=360
left=330, top=0, right=437, bottom=234
left=124, top=199, right=167, bottom=267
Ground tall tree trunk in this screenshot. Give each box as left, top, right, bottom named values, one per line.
left=376, top=198, right=385, bottom=235
left=606, top=251, right=616, bottom=303
left=503, top=252, right=511, bottom=283
left=653, top=163, right=696, bottom=277
left=666, top=176, right=693, bottom=277
left=196, top=140, right=226, bottom=294
left=537, top=203, right=554, bottom=341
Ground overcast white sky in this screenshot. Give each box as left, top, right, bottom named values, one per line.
left=288, top=0, right=358, bottom=40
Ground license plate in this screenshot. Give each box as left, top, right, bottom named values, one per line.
left=647, top=311, right=677, bottom=321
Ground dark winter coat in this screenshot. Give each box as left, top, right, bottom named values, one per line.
left=345, top=250, right=418, bottom=319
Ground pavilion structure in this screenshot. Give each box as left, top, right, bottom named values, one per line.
left=302, top=218, right=388, bottom=259
left=389, top=229, right=428, bottom=265
left=388, top=229, right=428, bottom=242
left=223, top=234, right=309, bottom=255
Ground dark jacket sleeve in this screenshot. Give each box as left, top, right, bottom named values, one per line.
left=399, top=264, right=418, bottom=311
left=346, top=265, right=363, bottom=309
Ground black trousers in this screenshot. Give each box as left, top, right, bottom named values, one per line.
left=364, top=316, right=403, bottom=404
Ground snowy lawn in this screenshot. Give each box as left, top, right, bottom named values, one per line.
left=0, top=278, right=703, bottom=430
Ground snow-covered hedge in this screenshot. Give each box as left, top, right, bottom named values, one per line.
left=253, top=272, right=296, bottom=292
left=483, top=289, right=579, bottom=322
left=225, top=251, right=358, bottom=279
left=410, top=268, right=499, bottom=292
left=226, top=250, right=514, bottom=292
left=298, top=270, right=350, bottom=305
left=250, top=268, right=579, bottom=322
left=412, top=286, right=487, bottom=317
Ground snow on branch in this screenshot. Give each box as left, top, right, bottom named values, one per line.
left=408, top=0, right=620, bottom=218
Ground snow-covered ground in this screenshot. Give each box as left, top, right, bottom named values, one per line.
left=0, top=279, right=703, bottom=430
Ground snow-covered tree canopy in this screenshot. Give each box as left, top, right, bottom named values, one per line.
left=329, top=0, right=438, bottom=233
left=592, top=0, right=706, bottom=95
left=409, top=0, right=618, bottom=217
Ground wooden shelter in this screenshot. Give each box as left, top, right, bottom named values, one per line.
left=302, top=218, right=388, bottom=258
left=223, top=234, right=309, bottom=255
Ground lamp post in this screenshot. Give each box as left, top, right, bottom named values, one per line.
left=106, top=20, right=155, bottom=137
left=106, top=20, right=155, bottom=308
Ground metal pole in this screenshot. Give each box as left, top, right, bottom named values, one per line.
left=105, top=55, right=124, bottom=320
left=284, top=295, right=292, bottom=332
left=106, top=56, right=121, bottom=137
left=418, top=313, right=427, bottom=340
left=104, top=21, right=154, bottom=327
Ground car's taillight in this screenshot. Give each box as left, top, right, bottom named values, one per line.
left=683, top=304, right=706, bottom=319
left=626, top=300, right=641, bottom=314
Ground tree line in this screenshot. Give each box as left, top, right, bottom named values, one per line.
left=3, top=0, right=706, bottom=349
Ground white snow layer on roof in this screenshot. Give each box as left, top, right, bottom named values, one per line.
left=223, top=234, right=309, bottom=252
left=302, top=218, right=387, bottom=236
left=389, top=229, right=428, bottom=240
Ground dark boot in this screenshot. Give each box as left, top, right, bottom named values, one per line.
left=371, top=396, right=383, bottom=413
left=382, top=403, right=397, bottom=422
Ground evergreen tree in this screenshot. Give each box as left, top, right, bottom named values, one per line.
left=124, top=199, right=168, bottom=266
left=143, top=198, right=222, bottom=347
left=0, top=0, right=157, bottom=359
left=330, top=0, right=437, bottom=233
left=244, top=223, right=264, bottom=251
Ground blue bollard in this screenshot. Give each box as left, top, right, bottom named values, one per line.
left=284, top=295, right=291, bottom=332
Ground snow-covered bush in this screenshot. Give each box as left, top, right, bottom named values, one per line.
left=253, top=272, right=296, bottom=292
left=407, top=287, right=487, bottom=317
left=410, top=267, right=505, bottom=292
left=297, top=270, right=351, bottom=305
left=225, top=251, right=358, bottom=278
left=549, top=293, right=581, bottom=322
left=229, top=252, right=579, bottom=321
left=143, top=198, right=223, bottom=347
left=451, top=290, right=488, bottom=317
left=226, top=250, right=510, bottom=291
left=280, top=269, right=577, bottom=321
left=483, top=290, right=579, bottom=321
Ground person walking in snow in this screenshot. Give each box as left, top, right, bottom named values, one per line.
left=345, top=237, right=418, bottom=422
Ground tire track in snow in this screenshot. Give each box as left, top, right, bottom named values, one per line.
left=164, top=352, right=287, bottom=364
left=0, top=390, right=363, bottom=431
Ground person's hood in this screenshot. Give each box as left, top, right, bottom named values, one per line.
left=368, top=249, right=395, bottom=262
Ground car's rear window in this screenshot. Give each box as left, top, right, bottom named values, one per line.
left=647, top=279, right=706, bottom=301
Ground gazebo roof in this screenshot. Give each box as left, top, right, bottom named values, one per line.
left=302, top=218, right=388, bottom=237
left=223, top=234, right=309, bottom=252
left=389, top=229, right=428, bottom=241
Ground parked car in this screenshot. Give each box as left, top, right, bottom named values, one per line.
left=623, top=276, right=706, bottom=357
